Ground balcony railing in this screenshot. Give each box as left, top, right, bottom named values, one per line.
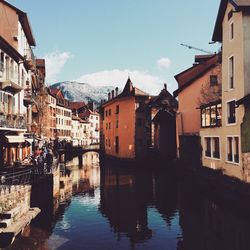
left=0, top=114, right=26, bottom=130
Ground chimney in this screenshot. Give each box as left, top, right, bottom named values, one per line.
left=108, top=92, right=111, bottom=100
left=115, top=87, right=118, bottom=97
left=164, top=83, right=167, bottom=90
left=111, top=90, right=115, bottom=99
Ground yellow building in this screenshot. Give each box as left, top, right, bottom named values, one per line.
left=200, top=0, right=250, bottom=181
left=100, top=78, right=150, bottom=160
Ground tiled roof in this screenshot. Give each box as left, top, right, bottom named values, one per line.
left=173, top=54, right=220, bottom=97
left=69, top=101, right=86, bottom=111
left=102, top=78, right=148, bottom=107
left=49, top=88, right=60, bottom=96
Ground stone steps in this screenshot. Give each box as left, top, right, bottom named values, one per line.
left=0, top=208, right=41, bottom=248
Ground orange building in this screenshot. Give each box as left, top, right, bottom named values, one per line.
left=174, top=54, right=221, bottom=164
left=100, top=78, right=150, bottom=160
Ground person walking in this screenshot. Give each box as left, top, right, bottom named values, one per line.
left=46, top=149, right=53, bottom=174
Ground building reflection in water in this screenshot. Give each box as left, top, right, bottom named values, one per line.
left=6, top=155, right=250, bottom=250
left=99, top=165, right=153, bottom=246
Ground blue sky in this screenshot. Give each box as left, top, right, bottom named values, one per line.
left=8, top=0, right=221, bottom=95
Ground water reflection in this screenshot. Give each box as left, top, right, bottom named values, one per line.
left=6, top=154, right=250, bottom=250
left=99, top=166, right=153, bottom=245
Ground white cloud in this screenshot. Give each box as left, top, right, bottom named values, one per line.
left=157, top=57, right=171, bottom=70
left=44, top=51, right=72, bottom=84
left=75, top=69, right=164, bottom=95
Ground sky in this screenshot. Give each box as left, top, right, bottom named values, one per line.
left=8, top=0, right=221, bottom=95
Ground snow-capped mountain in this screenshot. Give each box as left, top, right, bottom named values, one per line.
left=50, top=81, right=114, bottom=104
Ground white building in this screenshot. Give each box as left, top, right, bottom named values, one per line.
left=88, top=111, right=100, bottom=144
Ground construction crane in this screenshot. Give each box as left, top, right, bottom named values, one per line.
left=180, top=43, right=213, bottom=55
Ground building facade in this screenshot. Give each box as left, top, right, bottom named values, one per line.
left=148, top=84, right=178, bottom=159
left=200, top=0, right=250, bottom=181
left=50, top=88, right=72, bottom=141
left=0, top=0, right=37, bottom=168
left=174, top=54, right=222, bottom=165
left=100, top=78, right=149, bottom=160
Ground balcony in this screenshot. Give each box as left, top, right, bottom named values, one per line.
left=23, top=87, right=33, bottom=107
left=24, top=48, right=36, bottom=71
left=0, top=114, right=26, bottom=131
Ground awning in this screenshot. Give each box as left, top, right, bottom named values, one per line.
left=0, top=80, right=23, bottom=94
left=25, top=138, right=33, bottom=144
left=5, top=135, right=25, bottom=143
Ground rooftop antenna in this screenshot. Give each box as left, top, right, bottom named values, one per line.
left=180, top=43, right=213, bottom=55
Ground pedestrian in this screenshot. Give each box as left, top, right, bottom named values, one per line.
left=46, top=149, right=53, bottom=174
left=37, top=148, right=45, bottom=174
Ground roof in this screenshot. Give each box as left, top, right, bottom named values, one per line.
left=1, top=0, right=36, bottom=46
left=149, top=86, right=178, bottom=109
left=173, top=53, right=220, bottom=97
left=0, top=36, right=23, bottom=63
left=236, top=93, right=250, bottom=106
left=49, top=88, right=61, bottom=96
left=102, top=78, right=148, bottom=107
left=212, top=0, right=250, bottom=42
left=69, top=101, right=86, bottom=111
left=152, top=109, right=176, bottom=124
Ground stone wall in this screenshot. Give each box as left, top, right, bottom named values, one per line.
left=242, top=153, right=250, bottom=182
left=0, top=185, right=31, bottom=218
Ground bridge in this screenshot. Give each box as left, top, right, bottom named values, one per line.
left=81, top=144, right=100, bottom=153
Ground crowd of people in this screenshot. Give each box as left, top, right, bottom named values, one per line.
left=32, top=146, right=54, bottom=174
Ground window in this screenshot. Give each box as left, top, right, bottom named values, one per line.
left=227, top=100, right=236, bottom=124
left=228, top=10, right=233, bottom=20
left=210, top=75, right=218, bottom=86
left=229, top=56, right=234, bottom=89
left=116, top=105, right=119, bottom=114
left=227, top=136, right=239, bottom=163
left=204, top=137, right=220, bottom=159
left=115, top=136, right=119, bottom=153
left=105, top=110, right=108, bottom=117
left=201, top=103, right=222, bottom=128
left=230, top=22, right=234, bottom=40
left=213, top=138, right=220, bottom=159
left=116, top=120, right=118, bottom=128
left=109, top=109, right=111, bottom=116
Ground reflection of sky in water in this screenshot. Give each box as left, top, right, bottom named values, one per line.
left=57, top=215, right=71, bottom=231
left=48, top=234, right=69, bottom=249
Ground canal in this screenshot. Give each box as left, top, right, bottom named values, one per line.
left=6, top=152, right=250, bottom=250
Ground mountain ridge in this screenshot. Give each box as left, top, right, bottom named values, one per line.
left=50, top=81, right=114, bottom=104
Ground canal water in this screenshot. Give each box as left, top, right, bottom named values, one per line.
left=6, top=152, right=250, bottom=250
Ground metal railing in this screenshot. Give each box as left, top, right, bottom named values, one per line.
left=0, top=169, right=32, bottom=187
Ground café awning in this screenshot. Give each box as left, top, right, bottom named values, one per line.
left=5, top=135, right=25, bottom=143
